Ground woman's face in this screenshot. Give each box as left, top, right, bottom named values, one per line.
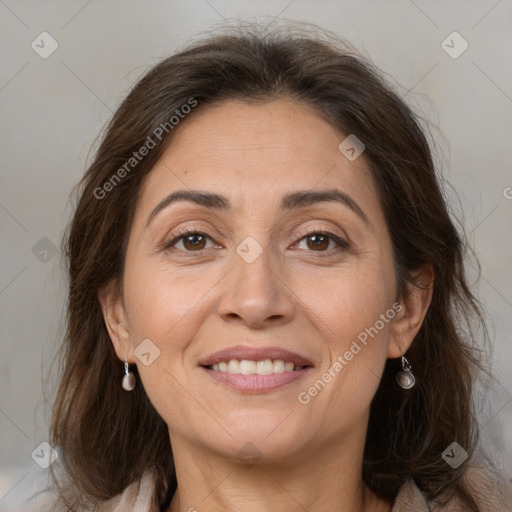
left=107, top=98, right=410, bottom=463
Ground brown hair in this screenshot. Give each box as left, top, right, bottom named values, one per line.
left=49, top=22, right=492, bottom=511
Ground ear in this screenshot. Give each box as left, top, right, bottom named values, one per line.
left=97, top=280, right=134, bottom=363
left=387, top=264, right=434, bottom=359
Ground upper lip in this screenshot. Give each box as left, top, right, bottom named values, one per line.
left=198, top=345, right=314, bottom=367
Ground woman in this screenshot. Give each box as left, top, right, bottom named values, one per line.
left=10, top=23, right=512, bottom=512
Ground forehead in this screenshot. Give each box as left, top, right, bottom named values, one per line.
left=136, top=98, right=381, bottom=221
left=162, top=98, right=363, bottom=169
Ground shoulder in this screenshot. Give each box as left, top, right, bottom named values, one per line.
left=0, top=462, right=161, bottom=512
left=460, top=464, right=512, bottom=511
left=96, top=466, right=160, bottom=512
left=392, top=466, right=512, bottom=512
left=392, top=478, right=431, bottom=512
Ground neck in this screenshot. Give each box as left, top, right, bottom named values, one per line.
left=166, top=431, right=392, bottom=512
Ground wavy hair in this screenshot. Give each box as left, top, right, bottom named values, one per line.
left=48, top=22, right=492, bottom=511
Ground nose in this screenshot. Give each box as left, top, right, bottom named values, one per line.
left=216, top=241, right=296, bottom=329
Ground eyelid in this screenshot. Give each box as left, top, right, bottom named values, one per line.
left=162, top=225, right=221, bottom=251
left=293, top=225, right=350, bottom=247
left=162, top=224, right=350, bottom=253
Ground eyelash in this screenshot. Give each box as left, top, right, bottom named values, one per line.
left=162, top=226, right=350, bottom=256
left=293, top=228, right=350, bottom=253
left=162, top=227, right=218, bottom=254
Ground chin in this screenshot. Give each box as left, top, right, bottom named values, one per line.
left=200, top=415, right=309, bottom=461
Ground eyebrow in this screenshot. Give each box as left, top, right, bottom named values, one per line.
left=145, top=188, right=370, bottom=227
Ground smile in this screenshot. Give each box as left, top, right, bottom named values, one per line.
left=201, top=361, right=312, bottom=392
left=206, top=359, right=306, bottom=374
left=198, top=345, right=314, bottom=392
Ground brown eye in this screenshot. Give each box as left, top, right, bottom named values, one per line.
left=164, top=231, right=215, bottom=252
left=306, top=234, right=330, bottom=251
left=182, top=233, right=207, bottom=251
left=295, top=231, right=349, bottom=253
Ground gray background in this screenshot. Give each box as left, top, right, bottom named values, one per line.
left=1, top=0, right=511, bottom=503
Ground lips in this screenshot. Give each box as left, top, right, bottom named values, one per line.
left=197, top=345, right=314, bottom=368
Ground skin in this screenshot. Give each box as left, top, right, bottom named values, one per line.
left=99, top=98, right=433, bottom=512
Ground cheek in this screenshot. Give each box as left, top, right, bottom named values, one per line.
left=121, top=256, right=220, bottom=407
left=122, top=256, right=214, bottom=346
left=298, top=259, right=394, bottom=343
left=121, top=261, right=211, bottom=424
left=294, top=262, right=395, bottom=413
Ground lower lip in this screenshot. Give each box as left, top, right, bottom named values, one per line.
left=201, top=367, right=312, bottom=392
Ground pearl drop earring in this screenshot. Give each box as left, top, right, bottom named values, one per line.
left=396, top=355, right=416, bottom=389
left=122, top=356, right=136, bottom=391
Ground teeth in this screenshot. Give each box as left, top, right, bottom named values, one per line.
left=227, top=360, right=240, bottom=374
left=273, top=360, right=285, bottom=373
left=240, top=360, right=256, bottom=375
left=209, top=359, right=304, bottom=374
left=257, top=359, right=274, bottom=375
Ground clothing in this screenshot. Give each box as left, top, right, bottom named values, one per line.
left=1, top=462, right=511, bottom=512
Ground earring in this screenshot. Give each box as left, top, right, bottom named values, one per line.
left=122, top=356, right=136, bottom=391
left=396, top=355, right=415, bottom=389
